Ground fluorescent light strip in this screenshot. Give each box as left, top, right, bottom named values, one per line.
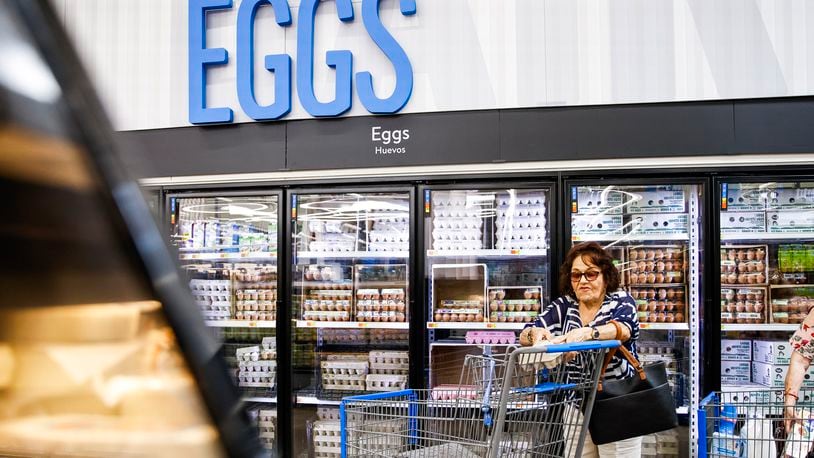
left=140, top=153, right=814, bottom=187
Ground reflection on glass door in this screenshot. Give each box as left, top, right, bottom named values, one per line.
left=718, top=181, right=814, bottom=409
left=169, top=194, right=279, bottom=454
left=569, top=183, right=703, bottom=455
left=290, top=190, right=411, bottom=457
left=423, top=187, right=551, bottom=395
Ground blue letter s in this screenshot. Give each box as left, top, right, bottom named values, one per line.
left=236, top=0, right=292, bottom=121
left=189, top=0, right=234, bottom=124
left=357, top=0, right=415, bottom=114
left=296, top=0, right=354, bottom=117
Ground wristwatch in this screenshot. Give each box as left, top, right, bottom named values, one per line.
left=590, top=326, right=600, bottom=340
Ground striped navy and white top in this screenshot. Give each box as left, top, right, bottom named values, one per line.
left=525, top=291, right=640, bottom=381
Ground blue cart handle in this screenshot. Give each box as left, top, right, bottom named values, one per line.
left=530, top=340, right=621, bottom=353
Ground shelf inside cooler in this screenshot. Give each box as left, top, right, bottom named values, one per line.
left=206, top=319, right=277, bottom=328
left=296, top=251, right=409, bottom=259
left=722, top=232, right=814, bottom=241
left=572, top=233, right=689, bottom=242
left=426, top=249, right=548, bottom=258
left=720, top=324, right=798, bottom=331
left=427, top=322, right=527, bottom=330
left=180, top=251, right=276, bottom=261
left=295, top=320, right=409, bottom=329
left=639, top=323, right=690, bottom=331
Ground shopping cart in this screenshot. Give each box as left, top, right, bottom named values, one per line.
left=339, top=341, right=619, bottom=458
left=698, top=389, right=814, bottom=458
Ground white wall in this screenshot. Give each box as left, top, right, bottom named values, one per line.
left=54, top=0, right=814, bottom=131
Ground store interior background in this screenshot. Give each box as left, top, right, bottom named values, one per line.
left=39, top=1, right=814, bottom=457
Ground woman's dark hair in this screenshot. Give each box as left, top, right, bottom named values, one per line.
left=558, top=241, right=621, bottom=297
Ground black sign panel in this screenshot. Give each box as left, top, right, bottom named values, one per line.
left=286, top=110, right=500, bottom=170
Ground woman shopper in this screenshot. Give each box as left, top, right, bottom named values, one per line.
left=784, top=306, right=814, bottom=435
left=518, top=241, right=641, bottom=458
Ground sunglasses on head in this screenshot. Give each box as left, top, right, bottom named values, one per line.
left=570, top=270, right=600, bottom=282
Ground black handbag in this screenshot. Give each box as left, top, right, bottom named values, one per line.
left=587, top=321, right=678, bottom=445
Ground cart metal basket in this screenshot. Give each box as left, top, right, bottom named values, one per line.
left=340, top=341, right=619, bottom=458
left=699, top=389, right=814, bottom=458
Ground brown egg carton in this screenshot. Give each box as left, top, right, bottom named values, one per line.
left=721, top=311, right=765, bottom=325
left=629, top=286, right=686, bottom=302
left=625, top=245, right=687, bottom=286
left=638, top=311, right=686, bottom=324
left=636, top=299, right=686, bottom=316
left=720, top=245, right=768, bottom=286
left=770, top=311, right=806, bottom=324
left=720, top=287, right=767, bottom=315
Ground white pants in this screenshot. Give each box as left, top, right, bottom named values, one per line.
left=564, top=406, right=642, bottom=458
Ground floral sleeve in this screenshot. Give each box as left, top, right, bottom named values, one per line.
left=790, top=313, right=814, bottom=361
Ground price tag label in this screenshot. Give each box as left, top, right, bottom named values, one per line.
left=305, top=321, right=315, bottom=327
left=220, top=253, right=229, bottom=259
left=510, top=249, right=520, bottom=255
left=486, top=323, right=497, bottom=329
left=357, top=322, right=367, bottom=328
left=427, top=322, right=438, bottom=329
left=248, top=321, right=257, bottom=327
left=640, top=323, right=650, bottom=329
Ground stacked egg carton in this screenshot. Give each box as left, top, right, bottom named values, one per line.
left=307, top=219, right=356, bottom=253
left=321, top=328, right=366, bottom=344
left=235, top=288, right=277, bottom=321
left=495, top=192, right=546, bottom=250
left=631, top=286, right=686, bottom=324
left=771, top=296, right=814, bottom=325
left=314, top=408, right=401, bottom=458
left=302, top=289, right=352, bottom=322
left=371, top=329, right=409, bottom=345
left=247, top=408, right=276, bottom=450
left=355, top=288, right=407, bottom=322
left=366, top=351, right=408, bottom=391
left=433, top=299, right=485, bottom=323
left=465, top=331, right=516, bottom=345
left=431, top=191, right=485, bottom=251
left=189, top=279, right=231, bottom=321
left=627, top=246, right=686, bottom=285
left=312, top=417, right=342, bottom=458
left=721, top=287, right=767, bottom=325
left=236, top=340, right=277, bottom=388
left=721, top=245, right=768, bottom=286
left=487, top=287, right=541, bottom=323
left=368, top=214, right=409, bottom=253
left=321, top=354, right=368, bottom=391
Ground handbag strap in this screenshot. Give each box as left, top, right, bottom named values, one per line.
left=596, top=320, right=646, bottom=391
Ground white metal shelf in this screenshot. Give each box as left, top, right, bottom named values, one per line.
left=296, top=320, right=409, bottom=329
left=296, top=396, right=341, bottom=406
left=426, top=249, right=548, bottom=258
left=426, top=322, right=526, bottom=330
left=639, top=323, right=689, bottom=331
left=721, top=324, right=798, bottom=332
left=722, top=232, right=814, bottom=241
left=206, top=320, right=276, bottom=328
left=770, top=284, right=814, bottom=289
left=296, top=251, right=409, bottom=259
left=243, top=396, right=277, bottom=403
left=572, top=233, right=689, bottom=242
left=180, top=251, right=277, bottom=261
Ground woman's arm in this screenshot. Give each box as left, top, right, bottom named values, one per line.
left=785, top=350, right=811, bottom=432
left=552, top=294, right=637, bottom=344
left=519, top=299, right=562, bottom=346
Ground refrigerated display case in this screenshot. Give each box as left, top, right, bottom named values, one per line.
left=422, top=184, right=553, bottom=394
left=717, top=179, right=814, bottom=414
left=289, top=188, right=413, bottom=457
left=167, top=193, right=281, bottom=454
left=567, top=181, right=704, bottom=455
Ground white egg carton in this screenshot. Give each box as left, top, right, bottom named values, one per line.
left=369, top=351, right=409, bottom=375
left=189, top=279, right=231, bottom=293
left=321, top=376, right=367, bottom=391
left=236, top=301, right=276, bottom=312
left=236, top=289, right=277, bottom=301
left=430, top=385, right=479, bottom=401
left=628, top=213, right=689, bottom=235
left=320, top=360, right=369, bottom=376
left=368, top=230, right=408, bottom=243
left=201, top=308, right=231, bottom=321
left=313, top=420, right=342, bottom=457
left=308, top=241, right=356, bottom=252
left=236, top=310, right=276, bottom=321
left=369, top=241, right=409, bottom=252
left=365, top=374, right=407, bottom=391
left=236, top=345, right=276, bottom=362
left=238, top=360, right=277, bottom=372
left=238, top=371, right=276, bottom=388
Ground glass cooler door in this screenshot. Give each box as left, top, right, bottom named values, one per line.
left=168, top=193, right=281, bottom=453
left=423, top=185, right=552, bottom=393
left=567, top=181, right=704, bottom=456
left=289, top=189, right=412, bottom=457
left=718, top=180, right=814, bottom=403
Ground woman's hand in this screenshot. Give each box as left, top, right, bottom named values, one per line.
left=785, top=398, right=800, bottom=436
left=520, top=327, right=554, bottom=346
left=552, top=327, right=593, bottom=344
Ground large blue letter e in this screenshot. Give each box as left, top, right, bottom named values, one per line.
left=189, top=0, right=233, bottom=124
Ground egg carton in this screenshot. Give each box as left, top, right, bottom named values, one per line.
left=313, top=420, right=342, bottom=456
left=369, top=242, right=409, bottom=252
left=234, top=269, right=277, bottom=283
left=356, top=300, right=407, bottom=312
left=238, top=360, right=277, bottom=372
left=572, top=214, right=625, bottom=235
left=314, top=290, right=353, bottom=300
left=303, top=299, right=351, bottom=312
left=627, top=188, right=686, bottom=214
left=189, top=279, right=231, bottom=292
left=465, top=331, right=516, bottom=345
left=321, top=376, right=367, bottom=391
left=303, top=310, right=351, bottom=322
left=355, top=311, right=406, bottom=322
left=369, top=351, right=409, bottom=375
left=365, top=374, right=407, bottom=391
left=236, top=311, right=276, bottom=321
left=368, top=230, right=408, bottom=243
left=238, top=372, right=276, bottom=387
left=192, top=293, right=231, bottom=302
left=431, top=385, right=479, bottom=401
left=236, top=301, right=276, bottom=312
left=320, top=360, right=369, bottom=376
left=236, top=345, right=276, bottom=362
left=321, top=329, right=367, bottom=344
left=370, top=329, right=409, bottom=344
left=628, top=214, right=689, bottom=235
